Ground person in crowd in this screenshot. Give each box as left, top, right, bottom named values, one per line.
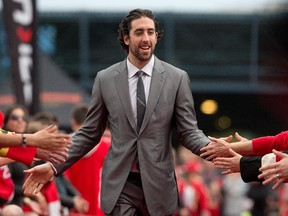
left=0, top=126, right=69, bottom=149
left=0, top=128, right=69, bottom=167
left=23, top=9, right=215, bottom=216
left=3, top=106, right=38, bottom=209
left=69, top=104, right=89, bottom=133
left=0, top=105, right=70, bottom=149
left=0, top=105, right=70, bottom=165
left=2, top=106, right=50, bottom=215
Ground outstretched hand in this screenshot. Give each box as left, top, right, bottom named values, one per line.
left=35, top=147, right=69, bottom=164
left=258, top=149, right=288, bottom=190
left=30, top=125, right=71, bottom=150
left=200, top=135, right=232, bottom=161
left=23, top=163, right=55, bottom=195
left=213, top=148, right=242, bottom=174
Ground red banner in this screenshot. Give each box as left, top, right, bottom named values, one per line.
left=2, top=0, right=39, bottom=114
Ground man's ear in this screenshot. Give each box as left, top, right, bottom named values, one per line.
left=124, top=35, right=130, bottom=45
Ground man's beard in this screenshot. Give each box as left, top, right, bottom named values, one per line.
left=130, top=46, right=154, bottom=62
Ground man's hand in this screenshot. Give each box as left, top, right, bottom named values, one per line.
left=27, top=125, right=71, bottom=150
left=258, top=149, right=288, bottom=190
left=35, top=147, right=69, bottom=164
left=23, top=163, right=55, bottom=195
left=200, top=136, right=232, bottom=161
left=213, top=148, right=242, bottom=174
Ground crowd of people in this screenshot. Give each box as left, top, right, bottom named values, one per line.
left=0, top=104, right=287, bottom=216
left=0, top=7, right=287, bottom=216
left=0, top=103, right=286, bottom=216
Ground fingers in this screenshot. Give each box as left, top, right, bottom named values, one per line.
left=213, top=160, right=234, bottom=175
left=272, top=149, right=286, bottom=158
left=213, top=161, right=234, bottom=172
left=223, top=135, right=233, bottom=142
left=261, top=173, right=281, bottom=186
left=53, top=147, right=69, bottom=158
left=235, top=132, right=243, bottom=141
left=234, top=132, right=248, bottom=141
left=207, top=136, right=217, bottom=142
left=222, top=170, right=233, bottom=175
left=259, top=163, right=276, bottom=173
left=23, top=167, right=35, bottom=175
left=208, top=135, right=232, bottom=142
left=54, top=136, right=72, bottom=147
left=22, top=175, right=39, bottom=195
left=258, top=166, right=281, bottom=182
left=200, top=153, right=215, bottom=161
left=43, top=125, right=57, bottom=133
left=200, top=145, right=214, bottom=159
left=272, top=178, right=284, bottom=190
left=48, top=153, right=67, bottom=164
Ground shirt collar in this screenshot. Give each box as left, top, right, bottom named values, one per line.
left=127, top=55, right=154, bottom=79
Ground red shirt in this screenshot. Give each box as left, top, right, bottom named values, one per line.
left=66, top=135, right=111, bottom=216
left=252, top=131, right=288, bottom=155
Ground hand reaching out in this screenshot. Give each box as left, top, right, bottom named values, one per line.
left=258, top=149, right=288, bottom=190
left=35, top=147, right=69, bottom=164
left=200, top=135, right=232, bottom=161
left=213, top=148, right=242, bottom=174
left=23, top=162, right=55, bottom=195
left=27, top=125, right=71, bottom=150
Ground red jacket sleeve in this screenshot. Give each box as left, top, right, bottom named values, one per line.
left=252, top=131, right=288, bottom=155
left=0, top=147, right=37, bottom=166
left=0, top=128, right=37, bottom=166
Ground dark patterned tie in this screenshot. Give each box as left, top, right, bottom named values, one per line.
left=137, top=71, right=146, bottom=132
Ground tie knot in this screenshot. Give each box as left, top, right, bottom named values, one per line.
left=137, top=71, right=144, bottom=77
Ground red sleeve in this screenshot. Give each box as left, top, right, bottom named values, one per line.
left=0, top=147, right=37, bottom=166
left=252, top=131, right=288, bottom=155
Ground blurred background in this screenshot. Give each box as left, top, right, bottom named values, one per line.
left=0, top=0, right=287, bottom=138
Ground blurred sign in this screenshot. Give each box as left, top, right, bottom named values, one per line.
left=2, top=0, right=39, bottom=114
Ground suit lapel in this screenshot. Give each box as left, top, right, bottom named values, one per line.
left=114, top=60, right=137, bottom=132
left=140, top=58, right=166, bottom=133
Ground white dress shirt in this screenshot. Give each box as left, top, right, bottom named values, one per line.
left=127, top=55, right=154, bottom=125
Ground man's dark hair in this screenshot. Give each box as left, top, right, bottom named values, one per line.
left=31, top=112, right=59, bottom=127
left=118, top=8, right=164, bottom=53
left=71, top=104, right=88, bottom=125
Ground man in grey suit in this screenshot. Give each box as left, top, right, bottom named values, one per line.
left=23, top=9, right=212, bottom=216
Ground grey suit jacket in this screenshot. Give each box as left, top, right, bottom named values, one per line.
left=55, top=57, right=210, bottom=216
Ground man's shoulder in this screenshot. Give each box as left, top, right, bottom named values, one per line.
left=157, top=59, right=187, bottom=78
left=97, top=60, right=125, bottom=77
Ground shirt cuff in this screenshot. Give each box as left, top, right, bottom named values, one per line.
left=47, top=162, right=58, bottom=176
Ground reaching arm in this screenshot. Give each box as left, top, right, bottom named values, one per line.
left=200, top=134, right=254, bottom=161
left=0, top=125, right=71, bottom=150
left=258, top=149, right=288, bottom=190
